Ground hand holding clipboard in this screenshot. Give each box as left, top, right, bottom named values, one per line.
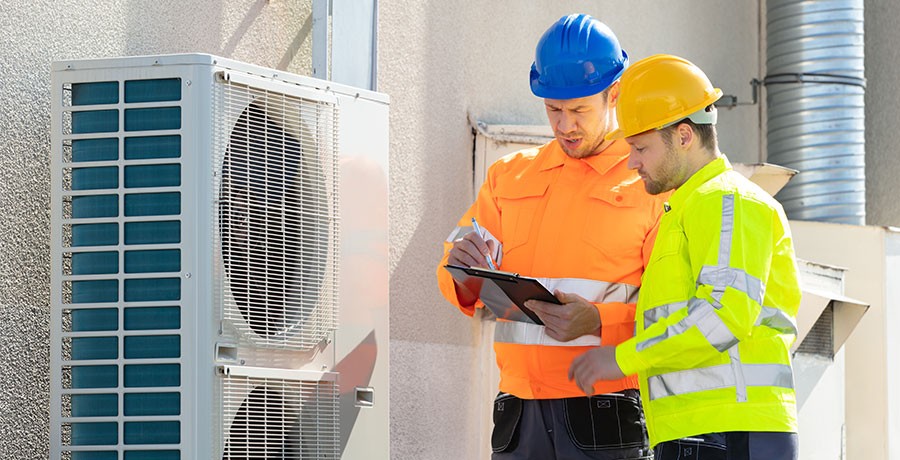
left=444, top=264, right=561, bottom=325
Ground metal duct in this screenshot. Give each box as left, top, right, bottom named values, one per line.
left=766, top=0, right=866, bottom=224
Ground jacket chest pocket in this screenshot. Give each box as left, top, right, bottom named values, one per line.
left=645, top=228, right=693, bottom=302
left=582, top=189, right=644, bottom=257
left=495, top=181, right=549, bottom=254
left=649, top=227, right=685, bottom=262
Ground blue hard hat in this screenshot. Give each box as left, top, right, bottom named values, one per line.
left=530, top=14, right=629, bottom=99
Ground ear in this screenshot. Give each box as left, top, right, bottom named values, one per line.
left=676, top=122, right=694, bottom=148
left=607, top=82, right=620, bottom=109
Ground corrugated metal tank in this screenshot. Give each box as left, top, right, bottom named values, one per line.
left=766, top=0, right=866, bottom=224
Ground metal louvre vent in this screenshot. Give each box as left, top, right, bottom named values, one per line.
left=796, top=304, right=834, bottom=359
left=54, top=76, right=185, bottom=459
left=215, top=77, right=340, bottom=350
left=221, top=372, right=339, bottom=460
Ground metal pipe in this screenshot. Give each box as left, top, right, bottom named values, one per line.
left=766, top=0, right=865, bottom=224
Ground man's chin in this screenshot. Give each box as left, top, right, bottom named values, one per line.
left=560, top=145, right=594, bottom=159
left=643, top=181, right=666, bottom=195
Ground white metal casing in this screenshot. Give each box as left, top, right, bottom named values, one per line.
left=49, top=54, right=389, bottom=460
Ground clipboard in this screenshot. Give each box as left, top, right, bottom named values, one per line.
left=444, top=264, right=561, bottom=325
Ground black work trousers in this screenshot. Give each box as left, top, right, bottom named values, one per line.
left=653, top=432, right=799, bottom=460
left=491, top=389, right=651, bottom=460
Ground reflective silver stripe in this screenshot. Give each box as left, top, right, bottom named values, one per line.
left=536, top=277, right=640, bottom=305
left=643, top=301, right=688, bottom=328
left=647, top=362, right=794, bottom=401
left=690, top=299, right=739, bottom=352
left=718, top=195, right=735, bottom=266
left=636, top=298, right=737, bottom=352
left=714, top=195, right=734, bottom=300
left=644, top=296, right=773, bottom=349
left=494, top=321, right=601, bottom=347
left=755, top=306, right=798, bottom=336
left=635, top=314, right=691, bottom=352
left=697, top=266, right=765, bottom=306
left=729, top=347, right=747, bottom=402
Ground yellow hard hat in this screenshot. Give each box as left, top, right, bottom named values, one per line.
left=606, top=54, right=723, bottom=140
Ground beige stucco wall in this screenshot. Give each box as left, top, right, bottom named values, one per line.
left=0, top=1, right=313, bottom=458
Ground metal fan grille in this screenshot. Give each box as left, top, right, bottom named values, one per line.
left=221, top=374, right=340, bottom=460
left=214, top=78, right=340, bottom=350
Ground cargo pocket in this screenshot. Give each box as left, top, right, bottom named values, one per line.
left=491, top=393, right=523, bottom=453
left=563, top=392, right=645, bottom=450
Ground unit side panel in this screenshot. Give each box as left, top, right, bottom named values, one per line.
left=333, top=94, right=390, bottom=459
left=49, top=63, right=205, bottom=460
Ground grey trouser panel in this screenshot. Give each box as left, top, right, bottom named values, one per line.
left=491, top=390, right=651, bottom=460
left=653, top=431, right=799, bottom=460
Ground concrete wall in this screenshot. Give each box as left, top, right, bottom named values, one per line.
left=0, top=1, right=313, bottom=458
left=381, top=1, right=761, bottom=458
left=864, top=0, right=900, bottom=227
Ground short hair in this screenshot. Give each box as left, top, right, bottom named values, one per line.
left=659, top=106, right=718, bottom=151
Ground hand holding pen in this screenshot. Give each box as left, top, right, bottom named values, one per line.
left=470, top=217, right=497, bottom=269
left=447, top=217, right=497, bottom=270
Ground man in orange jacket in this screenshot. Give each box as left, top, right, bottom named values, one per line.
left=436, top=14, right=667, bottom=459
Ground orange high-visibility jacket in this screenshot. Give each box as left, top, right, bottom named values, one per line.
left=437, top=139, right=667, bottom=399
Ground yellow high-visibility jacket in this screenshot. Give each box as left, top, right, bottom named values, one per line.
left=615, top=156, right=801, bottom=446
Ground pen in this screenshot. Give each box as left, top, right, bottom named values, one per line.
left=471, top=217, right=497, bottom=270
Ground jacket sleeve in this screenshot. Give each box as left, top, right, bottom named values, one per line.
left=597, top=302, right=636, bottom=345
left=435, top=167, right=504, bottom=317
left=616, top=192, right=783, bottom=375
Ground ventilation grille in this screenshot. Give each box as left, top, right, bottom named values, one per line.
left=214, top=76, right=340, bottom=350
left=221, top=372, right=339, bottom=459
left=55, top=77, right=185, bottom=460
left=796, top=304, right=834, bottom=358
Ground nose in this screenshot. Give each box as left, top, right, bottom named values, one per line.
left=626, top=151, right=640, bottom=170
left=556, top=112, right=577, bottom=134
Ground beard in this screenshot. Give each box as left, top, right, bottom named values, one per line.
left=641, top=176, right=667, bottom=195
left=640, top=144, right=683, bottom=195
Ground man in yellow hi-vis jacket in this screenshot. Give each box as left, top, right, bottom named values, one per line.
left=556, top=54, right=802, bottom=459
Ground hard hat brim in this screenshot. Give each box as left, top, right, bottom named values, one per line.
left=605, top=127, right=626, bottom=141
left=530, top=63, right=626, bottom=100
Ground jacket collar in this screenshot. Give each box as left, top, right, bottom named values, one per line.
left=667, top=155, right=732, bottom=211
left=539, top=139, right=630, bottom=175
